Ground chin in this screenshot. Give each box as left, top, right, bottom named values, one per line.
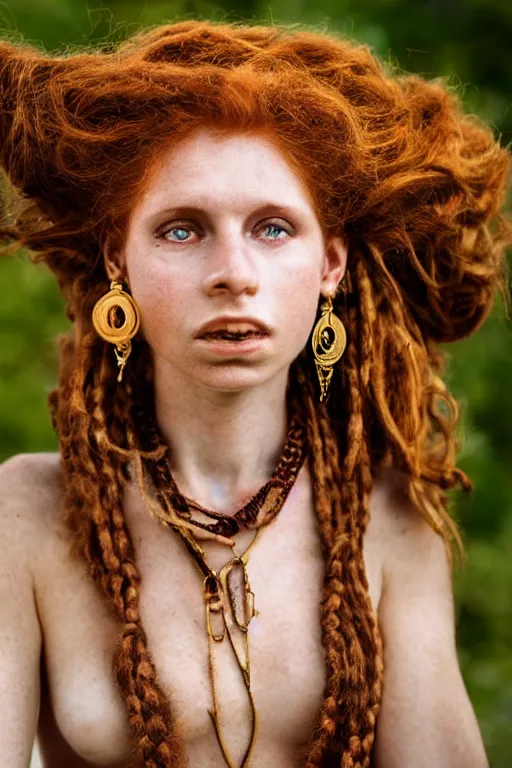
left=191, top=362, right=287, bottom=393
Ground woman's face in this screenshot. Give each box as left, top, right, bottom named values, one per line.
left=107, top=127, right=346, bottom=393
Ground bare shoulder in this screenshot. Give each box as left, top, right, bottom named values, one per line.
left=369, top=467, right=489, bottom=768
left=0, top=454, right=60, bottom=766
left=369, top=465, right=450, bottom=578
left=0, top=450, right=61, bottom=489
left=0, top=452, right=63, bottom=555
left=365, top=466, right=408, bottom=540
left=370, top=464, right=422, bottom=532
left=369, top=464, right=456, bottom=643
left=0, top=451, right=61, bottom=509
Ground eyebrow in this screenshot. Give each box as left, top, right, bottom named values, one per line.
left=145, top=202, right=311, bottom=225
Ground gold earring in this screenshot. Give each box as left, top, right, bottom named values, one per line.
left=311, top=295, right=346, bottom=402
left=92, top=280, right=140, bottom=382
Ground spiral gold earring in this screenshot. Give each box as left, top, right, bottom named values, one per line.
left=311, top=294, right=346, bottom=402
left=92, top=280, right=140, bottom=382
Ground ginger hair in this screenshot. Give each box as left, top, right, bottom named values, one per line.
left=1, top=19, right=511, bottom=768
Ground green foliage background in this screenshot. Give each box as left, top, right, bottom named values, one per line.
left=1, top=1, right=511, bottom=764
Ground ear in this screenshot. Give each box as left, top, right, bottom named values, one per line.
left=320, top=235, right=348, bottom=297
left=103, top=235, right=127, bottom=282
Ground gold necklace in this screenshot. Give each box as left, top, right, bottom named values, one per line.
left=144, top=486, right=266, bottom=767
left=203, top=527, right=262, bottom=767
left=141, top=395, right=307, bottom=767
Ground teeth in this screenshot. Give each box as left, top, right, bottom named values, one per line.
left=215, top=330, right=257, bottom=338
left=223, top=323, right=259, bottom=333
left=203, top=329, right=263, bottom=340
left=200, top=321, right=267, bottom=339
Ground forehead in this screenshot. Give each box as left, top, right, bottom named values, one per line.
left=135, top=127, right=316, bottom=216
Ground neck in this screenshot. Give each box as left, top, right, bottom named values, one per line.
left=152, top=360, right=290, bottom=514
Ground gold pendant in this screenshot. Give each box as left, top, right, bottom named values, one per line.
left=203, top=530, right=261, bottom=768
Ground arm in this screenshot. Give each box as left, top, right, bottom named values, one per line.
left=372, top=474, right=489, bottom=768
left=0, top=455, right=42, bottom=768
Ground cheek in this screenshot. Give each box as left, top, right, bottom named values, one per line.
left=276, top=262, right=322, bottom=345
left=127, top=259, right=190, bottom=344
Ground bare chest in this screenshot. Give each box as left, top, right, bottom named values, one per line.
left=34, top=469, right=383, bottom=767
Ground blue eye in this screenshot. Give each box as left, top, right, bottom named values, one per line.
left=260, top=223, right=290, bottom=240
left=156, top=219, right=293, bottom=244
left=167, top=227, right=192, bottom=241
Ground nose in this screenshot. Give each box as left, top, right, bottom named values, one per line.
left=201, top=235, right=259, bottom=298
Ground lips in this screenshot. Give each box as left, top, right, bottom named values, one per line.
left=196, top=316, right=271, bottom=338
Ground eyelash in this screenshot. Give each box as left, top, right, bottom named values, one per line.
left=156, top=219, right=294, bottom=244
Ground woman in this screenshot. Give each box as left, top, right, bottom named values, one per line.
left=0, top=18, right=510, bottom=768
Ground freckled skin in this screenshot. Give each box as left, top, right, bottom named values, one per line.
left=111, top=128, right=347, bottom=395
